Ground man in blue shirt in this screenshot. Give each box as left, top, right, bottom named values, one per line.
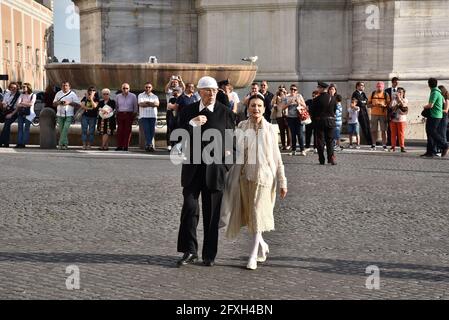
left=176, top=83, right=199, bottom=112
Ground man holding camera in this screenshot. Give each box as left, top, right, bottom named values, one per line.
left=165, top=76, right=186, bottom=151
left=0, top=82, right=21, bottom=147
left=52, top=81, right=81, bottom=150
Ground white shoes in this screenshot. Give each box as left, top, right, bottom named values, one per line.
left=246, top=257, right=257, bottom=270
left=257, top=243, right=269, bottom=262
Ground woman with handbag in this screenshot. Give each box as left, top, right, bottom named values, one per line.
left=283, top=84, right=307, bottom=156
left=389, top=87, right=408, bottom=152
left=220, top=93, right=288, bottom=270
left=97, top=88, right=116, bottom=151
left=80, top=87, right=99, bottom=150
left=271, top=86, right=291, bottom=150
left=15, top=83, right=36, bottom=148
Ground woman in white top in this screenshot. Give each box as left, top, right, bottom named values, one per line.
left=220, top=93, right=288, bottom=270
left=389, top=87, right=408, bottom=152
left=15, top=83, right=36, bottom=148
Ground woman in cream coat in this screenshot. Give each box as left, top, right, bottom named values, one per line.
left=221, top=93, right=288, bottom=270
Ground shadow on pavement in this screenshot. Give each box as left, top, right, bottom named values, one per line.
left=229, top=256, right=449, bottom=283
left=0, top=252, right=178, bottom=269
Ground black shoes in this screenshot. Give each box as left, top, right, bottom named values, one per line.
left=177, top=253, right=198, bottom=267
left=14, top=144, right=25, bottom=149
left=420, top=153, right=434, bottom=158
left=203, top=259, right=215, bottom=267
left=115, top=147, right=123, bottom=151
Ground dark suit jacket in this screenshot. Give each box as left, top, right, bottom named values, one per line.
left=177, top=100, right=235, bottom=191
left=310, top=92, right=337, bottom=121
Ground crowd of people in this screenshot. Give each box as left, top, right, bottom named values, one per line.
left=1, top=76, right=448, bottom=159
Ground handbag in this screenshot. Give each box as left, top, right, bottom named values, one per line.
left=298, top=108, right=312, bottom=125
left=421, top=108, right=431, bottom=118
left=74, top=107, right=84, bottom=122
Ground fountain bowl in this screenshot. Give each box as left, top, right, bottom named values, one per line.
left=45, top=63, right=258, bottom=91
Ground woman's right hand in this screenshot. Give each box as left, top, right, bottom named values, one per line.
left=280, top=188, right=287, bottom=199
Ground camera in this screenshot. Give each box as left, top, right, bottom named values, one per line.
left=171, top=75, right=179, bottom=81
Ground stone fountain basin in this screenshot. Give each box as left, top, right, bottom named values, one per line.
left=45, top=63, right=258, bottom=91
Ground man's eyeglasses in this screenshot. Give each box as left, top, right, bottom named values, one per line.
left=122, top=87, right=130, bottom=90
left=145, top=86, right=152, bottom=89
left=290, top=88, right=297, bottom=91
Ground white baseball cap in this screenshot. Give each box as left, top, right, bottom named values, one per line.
left=197, top=76, right=218, bottom=89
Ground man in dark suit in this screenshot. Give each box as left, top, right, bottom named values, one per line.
left=385, top=77, right=400, bottom=146
left=351, top=82, right=373, bottom=146
left=310, top=82, right=337, bottom=165
left=176, top=76, right=235, bottom=267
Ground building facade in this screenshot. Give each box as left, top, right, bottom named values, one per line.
left=73, top=0, right=449, bottom=138
left=0, top=0, right=54, bottom=90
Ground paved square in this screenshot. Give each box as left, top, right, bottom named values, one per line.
left=0, top=147, right=448, bottom=299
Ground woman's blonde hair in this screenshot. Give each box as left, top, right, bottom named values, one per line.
left=22, top=83, right=33, bottom=94
left=102, top=88, right=111, bottom=95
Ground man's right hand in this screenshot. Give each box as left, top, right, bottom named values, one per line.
left=191, top=115, right=208, bottom=126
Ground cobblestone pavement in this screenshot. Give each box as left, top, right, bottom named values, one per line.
left=0, top=145, right=448, bottom=300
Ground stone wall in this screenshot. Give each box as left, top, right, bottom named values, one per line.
left=74, top=0, right=198, bottom=63
left=72, top=0, right=449, bottom=139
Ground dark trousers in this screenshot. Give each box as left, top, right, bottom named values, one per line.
left=166, top=110, right=176, bottom=147
left=0, top=114, right=18, bottom=145
left=316, top=120, right=335, bottom=164
left=426, top=117, right=448, bottom=154
left=177, top=166, right=223, bottom=261
left=439, top=112, right=448, bottom=143
left=305, top=122, right=316, bottom=149
left=116, top=112, right=134, bottom=148
left=358, top=106, right=373, bottom=145
left=287, top=117, right=305, bottom=151
left=276, top=117, right=291, bottom=148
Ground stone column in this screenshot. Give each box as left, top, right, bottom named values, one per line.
left=39, top=107, right=57, bottom=149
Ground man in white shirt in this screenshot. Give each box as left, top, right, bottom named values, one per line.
left=138, top=82, right=159, bottom=152
left=52, top=81, right=81, bottom=149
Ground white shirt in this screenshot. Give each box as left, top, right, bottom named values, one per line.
left=390, top=87, right=398, bottom=102
left=2, top=91, right=19, bottom=108
left=18, top=93, right=37, bottom=122
left=138, top=92, right=159, bottom=119
left=230, top=91, right=240, bottom=104
left=189, top=101, right=214, bottom=127
left=348, top=106, right=360, bottom=124
left=53, top=90, right=80, bottom=117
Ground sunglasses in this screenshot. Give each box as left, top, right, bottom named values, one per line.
left=290, top=88, right=297, bottom=91
left=122, top=88, right=130, bottom=90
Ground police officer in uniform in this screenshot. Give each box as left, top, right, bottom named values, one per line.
left=310, top=82, right=337, bottom=165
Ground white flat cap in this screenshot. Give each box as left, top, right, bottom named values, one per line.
left=197, top=76, right=218, bottom=89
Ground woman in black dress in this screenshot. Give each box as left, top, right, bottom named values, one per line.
left=97, top=88, right=116, bottom=150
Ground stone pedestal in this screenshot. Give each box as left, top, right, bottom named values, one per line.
left=39, top=107, right=57, bottom=149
